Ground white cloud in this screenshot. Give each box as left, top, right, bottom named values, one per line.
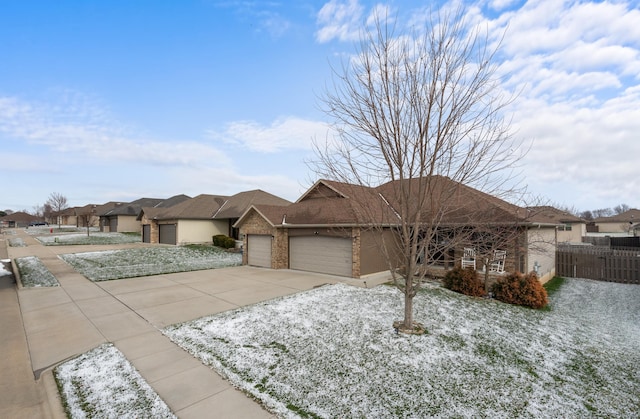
left=0, top=93, right=230, bottom=168
left=315, top=0, right=364, bottom=43
left=209, top=117, right=332, bottom=153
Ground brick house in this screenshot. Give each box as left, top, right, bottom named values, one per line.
left=235, top=177, right=561, bottom=282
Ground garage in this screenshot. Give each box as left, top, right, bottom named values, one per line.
left=289, top=236, right=353, bottom=277
left=248, top=235, right=272, bottom=268
left=142, top=224, right=151, bottom=243
left=159, top=224, right=177, bottom=245
left=109, top=217, right=117, bottom=233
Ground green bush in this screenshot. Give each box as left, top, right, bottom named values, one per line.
left=491, top=271, right=548, bottom=309
left=443, top=266, right=485, bottom=297
left=212, top=234, right=236, bottom=249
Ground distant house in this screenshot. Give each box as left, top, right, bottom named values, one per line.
left=0, top=211, right=42, bottom=228
left=235, top=177, right=560, bottom=282
left=592, top=209, right=640, bottom=235
left=100, top=195, right=191, bottom=233
left=528, top=206, right=586, bottom=243
left=138, top=190, right=290, bottom=245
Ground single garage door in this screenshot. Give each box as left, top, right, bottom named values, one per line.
left=142, top=224, right=151, bottom=243
left=290, top=236, right=352, bottom=277
left=248, top=235, right=272, bottom=268
left=159, top=224, right=177, bottom=245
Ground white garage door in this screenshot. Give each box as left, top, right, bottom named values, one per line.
left=248, top=235, right=272, bottom=268
left=290, top=236, right=352, bottom=277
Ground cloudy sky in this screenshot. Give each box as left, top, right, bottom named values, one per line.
left=1, top=0, right=638, bottom=213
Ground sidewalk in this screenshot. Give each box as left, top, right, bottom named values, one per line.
left=2, top=228, right=390, bottom=418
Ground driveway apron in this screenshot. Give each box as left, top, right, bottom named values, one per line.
left=2, top=228, right=386, bottom=418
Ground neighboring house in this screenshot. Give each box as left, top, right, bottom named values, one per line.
left=593, top=209, right=640, bottom=235
left=0, top=211, right=42, bottom=228
left=138, top=190, right=290, bottom=245
left=100, top=195, right=190, bottom=233
left=235, top=177, right=560, bottom=282
left=51, top=207, right=78, bottom=226
left=528, top=206, right=586, bottom=244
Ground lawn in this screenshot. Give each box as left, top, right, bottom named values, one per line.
left=163, top=278, right=640, bottom=418
left=36, top=232, right=142, bottom=246
left=59, top=245, right=242, bottom=281
left=15, top=256, right=59, bottom=287
left=54, top=343, right=175, bottom=419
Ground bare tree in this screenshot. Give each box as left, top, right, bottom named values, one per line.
left=613, top=204, right=630, bottom=215
left=313, top=7, right=524, bottom=332
left=46, top=192, right=68, bottom=229
left=76, top=205, right=98, bottom=236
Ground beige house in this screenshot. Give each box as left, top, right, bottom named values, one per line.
left=100, top=196, right=190, bottom=233
left=528, top=206, right=586, bottom=244
left=235, top=177, right=561, bottom=283
left=138, top=190, right=290, bottom=245
left=593, top=209, right=640, bottom=235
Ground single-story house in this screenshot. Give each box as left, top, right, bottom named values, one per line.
left=100, top=195, right=191, bottom=233
left=235, top=177, right=561, bottom=283
left=593, top=209, right=640, bottom=235
left=137, top=190, right=290, bottom=245
left=0, top=211, right=43, bottom=228
left=528, top=206, right=586, bottom=244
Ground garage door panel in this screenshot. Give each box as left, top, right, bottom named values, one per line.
left=290, top=236, right=352, bottom=277
left=159, top=224, right=177, bottom=245
left=248, top=235, right=271, bottom=268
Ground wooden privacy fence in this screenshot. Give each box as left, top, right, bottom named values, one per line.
left=556, top=245, right=640, bottom=284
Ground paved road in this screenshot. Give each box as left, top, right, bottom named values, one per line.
left=1, top=228, right=389, bottom=418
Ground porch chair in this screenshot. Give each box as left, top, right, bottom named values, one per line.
left=489, top=250, right=506, bottom=273
left=461, top=247, right=476, bottom=270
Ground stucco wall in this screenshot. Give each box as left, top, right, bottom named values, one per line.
left=116, top=215, right=140, bottom=233
left=557, top=223, right=586, bottom=243
left=526, top=226, right=557, bottom=283
left=360, top=229, right=399, bottom=276
left=177, top=219, right=227, bottom=245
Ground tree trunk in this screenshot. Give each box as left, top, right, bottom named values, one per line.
left=403, top=283, right=414, bottom=329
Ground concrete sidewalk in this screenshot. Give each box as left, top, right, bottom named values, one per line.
left=2, top=228, right=390, bottom=418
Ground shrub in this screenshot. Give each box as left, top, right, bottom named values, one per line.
left=491, top=271, right=548, bottom=309
left=212, top=234, right=236, bottom=249
left=443, top=266, right=486, bottom=297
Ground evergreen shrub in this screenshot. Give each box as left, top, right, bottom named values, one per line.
left=491, top=271, right=548, bottom=309
left=443, top=266, right=485, bottom=297
left=213, top=234, right=236, bottom=249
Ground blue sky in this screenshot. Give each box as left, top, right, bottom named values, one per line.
left=1, top=0, right=639, bottom=213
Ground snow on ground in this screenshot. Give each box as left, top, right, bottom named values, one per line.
left=36, top=232, right=142, bottom=246
left=8, top=237, right=26, bottom=247
left=15, top=256, right=59, bottom=287
left=54, top=343, right=176, bottom=419
left=60, top=246, right=242, bottom=281
left=164, top=279, right=640, bottom=418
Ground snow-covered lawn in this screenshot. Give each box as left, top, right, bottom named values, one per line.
left=54, top=343, right=175, bottom=419
left=37, top=232, right=142, bottom=246
left=8, top=237, right=26, bottom=247
left=164, top=278, right=640, bottom=418
left=60, top=245, right=242, bottom=281
left=15, top=256, right=59, bottom=287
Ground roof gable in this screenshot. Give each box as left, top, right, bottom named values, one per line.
left=214, top=190, right=290, bottom=220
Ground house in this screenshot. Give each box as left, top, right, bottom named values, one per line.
left=0, top=211, right=42, bottom=228
left=235, top=177, right=561, bottom=283
left=593, top=209, right=640, bottom=235
left=528, top=206, right=586, bottom=244
left=100, top=195, right=191, bottom=233
left=138, top=190, right=290, bottom=245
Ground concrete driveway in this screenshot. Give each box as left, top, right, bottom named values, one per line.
left=1, top=228, right=389, bottom=418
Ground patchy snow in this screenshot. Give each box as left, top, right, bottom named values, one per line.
left=164, top=279, right=640, bottom=418
left=54, top=343, right=175, bottom=419
left=8, top=237, right=26, bottom=247
left=15, top=256, right=59, bottom=287
left=0, top=259, right=12, bottom=277
left=37, top=232, right=142, bottom=246
left=60, top=246, right=242, bottom=281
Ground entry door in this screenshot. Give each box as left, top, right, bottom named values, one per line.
left=142, top=225, right=151, bottom=243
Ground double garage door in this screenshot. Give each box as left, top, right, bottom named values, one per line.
left=247, top=235, right=353, bottom=277
left=290, top=236, right=352, bottom=277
